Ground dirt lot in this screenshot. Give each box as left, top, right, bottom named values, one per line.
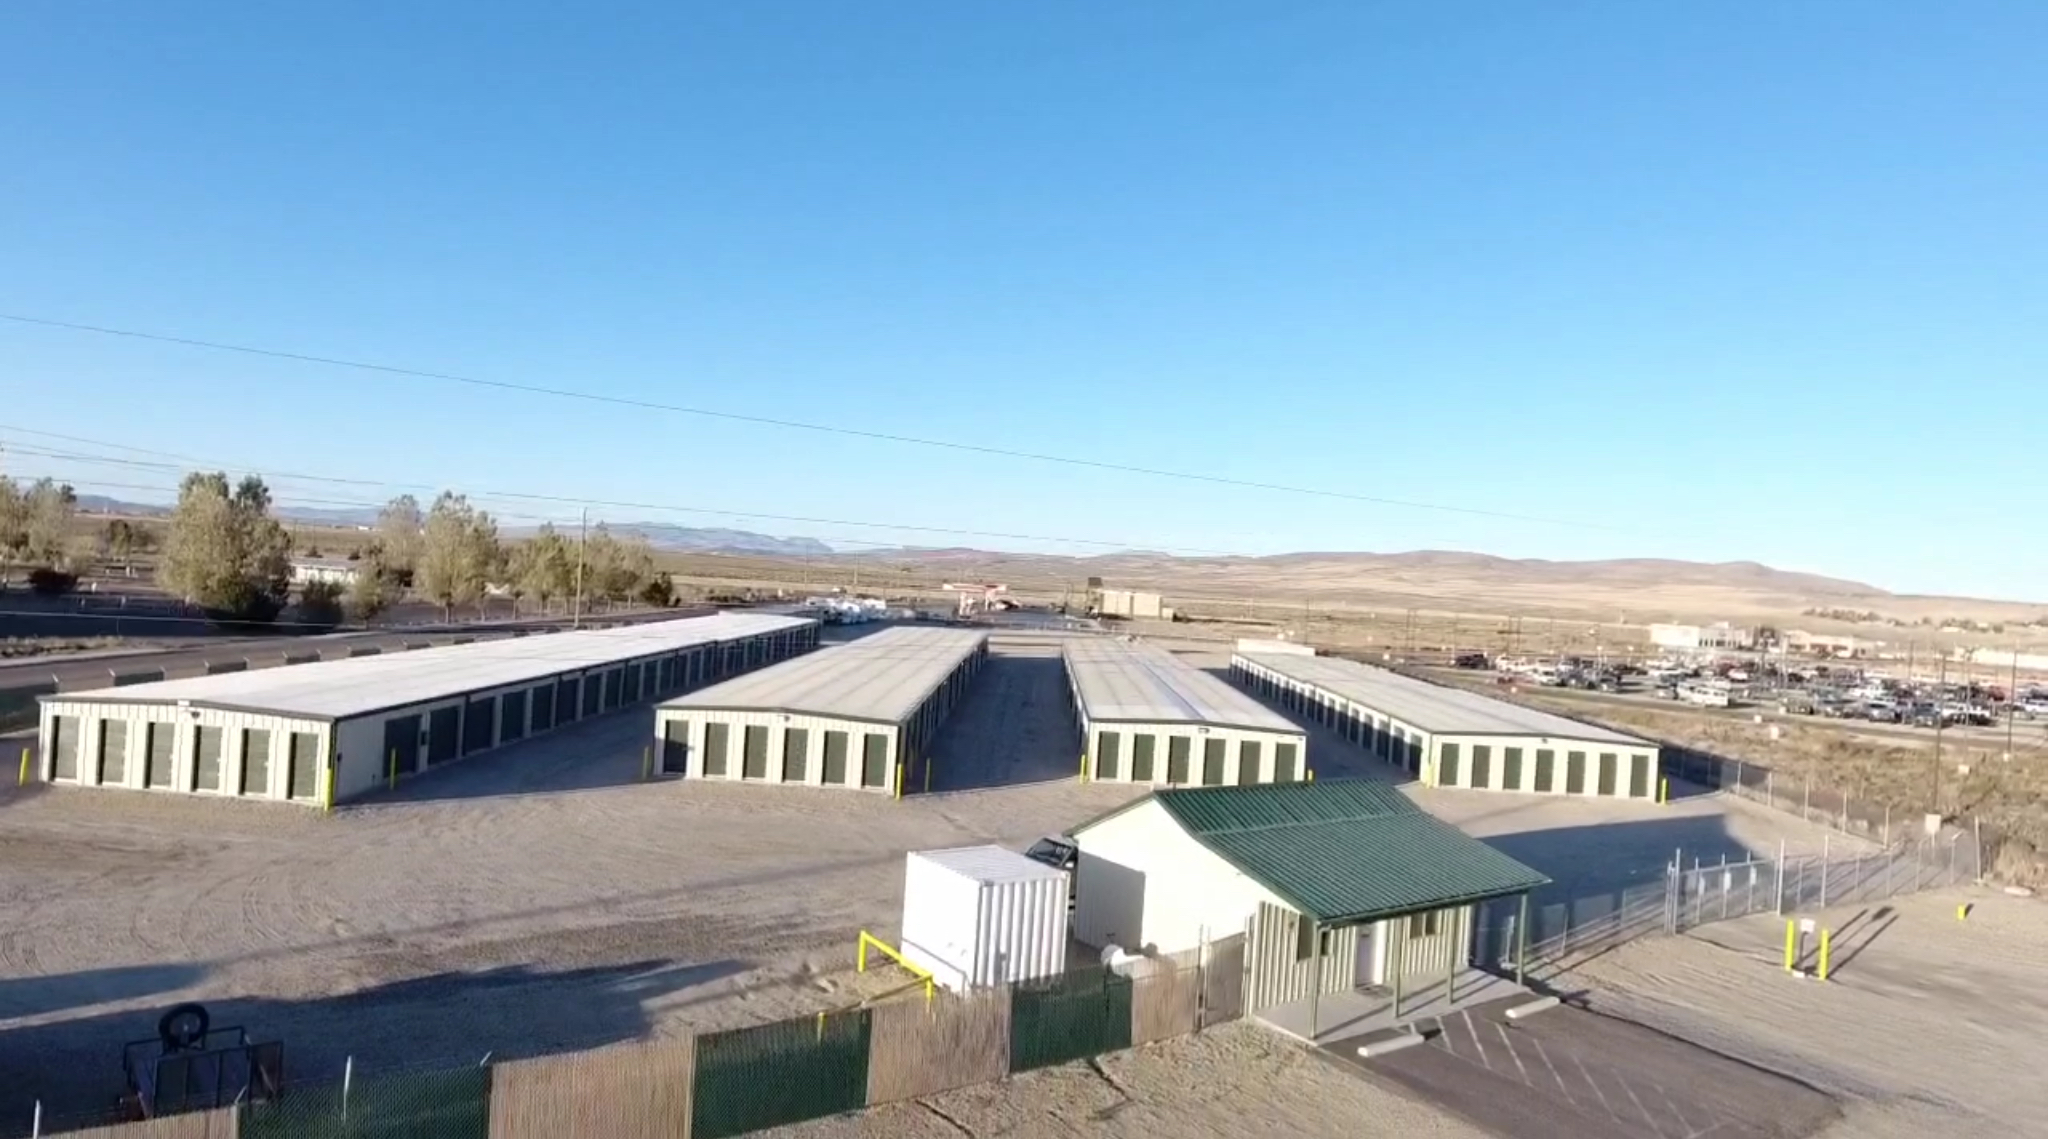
left=0, top=636, right=1865, bottom=1132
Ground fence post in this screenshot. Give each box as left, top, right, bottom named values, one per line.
left=342, top=1055, right=353, bottom=1124
left=1765, top=767, right=1773, bottom=807
left=1820, top=834, right=1830, bottom=908
left=1883, top=804, right=1891, bottom=847
left=1735, top=759, right=1744, bottom=797
left=30, top=1100, right=39, bottom=1139
left=1775, top=839, right=1786, bottom=915
left=1803, top=776, right=1810, bottom=821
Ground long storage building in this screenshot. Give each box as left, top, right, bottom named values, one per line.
left=36, top=612, right=819, bottom=807
left=1231, top=650, right=1660, bottom=799
left=1065, top=638, right=1308, bottom=787
left=655, top=626, right=988, bottom=795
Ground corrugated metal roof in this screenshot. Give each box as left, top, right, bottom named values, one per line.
left=1150, top=781, right=1549, bottom=924
left=1235, top=651, right=1650, bottom=747
left=1065, top=639, right=1300, bottom=734
left=661, top=626, right=986, bottom=726
left=48, top=613, right=814, bottom=721
left=912, top=845, right=1064, bottom=885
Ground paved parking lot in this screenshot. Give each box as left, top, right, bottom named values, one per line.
left=1326, top=999, right=1840, bottom=1139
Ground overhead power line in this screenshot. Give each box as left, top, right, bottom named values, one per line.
left=0, top=312, right=1607, bottom=530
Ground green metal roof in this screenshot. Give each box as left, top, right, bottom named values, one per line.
left=1149, top=781, right=1550, bottom=925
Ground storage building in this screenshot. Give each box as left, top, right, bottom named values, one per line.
left=654, top=626, right=988, bottom=795
left=900, top=845, right=1069, bottom=992
left=1065, top=639, right=1307, bottom=787
left=1071, top=781, right=1548, bottom=1032
left=1232, top=651, right=1661, bottom=799
left=36, top=613, right=818, bottom=807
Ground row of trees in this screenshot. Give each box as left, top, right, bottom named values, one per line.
left=3, top=469, right=679, bottom=628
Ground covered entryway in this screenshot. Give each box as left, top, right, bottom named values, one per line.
left=1252, top=901, right=1535, bottom=1044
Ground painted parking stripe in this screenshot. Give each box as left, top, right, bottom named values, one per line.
left=1463, top=1011, right=1491, bottom=1069
left=1617, top=1074, right=1670, bottom=1138
left=1571, top=1050, right=1620, bottom=1120
left=1528, top=1038, right=1577, bottom=1105
left=1496, top=1023, right=1533, bottom=1088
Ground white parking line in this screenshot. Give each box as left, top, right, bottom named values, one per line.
left=1618, top=1075, right=1670, bottom=1138
left=1529, top=1038, right=1577, bottom=1105
left=1431, top=1017, right=1459, bottom=1059
left=1571, top=1050, right=1620, bottom=1121
left=1463, top=1011, right=1491, bottom=1070
left=1497, top=1023, right=1533, bottom=1087
left=1651, top=1082, right=1698, bottom=1136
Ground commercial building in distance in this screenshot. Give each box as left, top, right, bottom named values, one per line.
left=655, top=626, right=989, bottom=795
left=1231, top=649, right=1660, bottom=800
left=35, top=613, right=818, bottom=807
left=1065, top=638, right=1307, bottom=787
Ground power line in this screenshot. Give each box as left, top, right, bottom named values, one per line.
left=0, top=312, right=1608, bottom=530
left=0, top=427, right=1262, bottom=557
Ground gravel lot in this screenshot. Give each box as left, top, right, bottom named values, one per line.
left=0, top=635, right=1862, bottom=1131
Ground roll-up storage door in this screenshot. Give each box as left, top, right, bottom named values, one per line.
left=99, top=720, right=128, bottom=784
left=193, top=726, right=225, bottom=792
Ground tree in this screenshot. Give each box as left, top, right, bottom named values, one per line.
left=511, top=525, right=576, bottom=615
left=468, top=508, right=503, bottom=618
left=21, top=478, right=77, bottom=567
left=296, top=579, right=346, bottom=632
left=416, top=492, right=500, bottom=620
left=376, top=494, right=425, bottom=588
left=638, top=571, right=677, bottom=608
left=582, top=527, right=655, bottom=604
left=347, top=559, right=394, bottom=622
left=0, top=477, right=78, bottom=583
left=159, top=472, right=293, bottom=625
left=102, top=518, right=149, bottom=572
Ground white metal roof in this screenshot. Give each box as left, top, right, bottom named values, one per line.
left=660, top=626, right=987, bottom=726
left=1065, top=639, right=1300, bottom=734
left=910, top=845, right=1064, bottom=885
left=1234, top=652, right=1651, bottom=746
left=49, top=613, right=815, bottom=721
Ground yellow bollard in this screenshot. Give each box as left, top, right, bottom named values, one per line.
left=1783, top=919, right=1798, bottom=972
left=1818, top=929, right=1832, bottom=982
left=895, top=760, right=904, bottom=800
left=1659, top=778, right=1669, bottom=804
left=1079, top=753, right=1090, bottom=783
left=388, top=749, right=398, bottom=792
left=18, top=746, right=30, bottom=786
left=1957, top=903, right=1971, bottom=921
left=1307, top=769, right=1315, bottom=783
left=924, top=758, right=932, bottom=793
left=642, top=745, right=653, bottom=781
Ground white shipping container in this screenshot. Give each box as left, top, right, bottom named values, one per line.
left=899, top=846, right=1069, bottom=992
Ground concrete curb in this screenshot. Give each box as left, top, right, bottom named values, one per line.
left=1356, top=1032, right=1429, bottom=1059
left=1506, top=997, right=1561, bottom=1020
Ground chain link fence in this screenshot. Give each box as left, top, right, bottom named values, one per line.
left=1476, top=832, right=1981, bottom=983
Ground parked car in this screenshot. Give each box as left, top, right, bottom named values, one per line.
left=1453, top=653, right=1490, bottom=669
left=1777, top=692, right=1817, bottom=715
left=1023, top=836, right=1079, bottom=909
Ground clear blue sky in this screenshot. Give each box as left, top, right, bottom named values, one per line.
left=3, top=2, right=2043, bottom=599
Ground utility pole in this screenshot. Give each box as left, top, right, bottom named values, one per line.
left=2007, top=638, right=2020, bottom=760
left=571, top=507, right=588, bottom=628
left=1931, top=654, right=1947, bottom=813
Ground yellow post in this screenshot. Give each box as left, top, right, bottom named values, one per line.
left=1818, top=928, right=1832, bottom=982
left=816, top=1011, right=826, bottom=1041
left=18, top=747, right=30, bottom=786
left=388, top=749, right=398, bottom=792
left=1659, top=778, right=1669, bottom=804
left=1957, top=903, right=1970, bottom=921
left=895, top=760, right=904, bottom=800
left=1307, top=769, right=1315, bottom=783
left=923, top=758, right=931, bottom=793
left=1080, top=753, right=1089, bottom=782
left=857, top=932, right=870, bottom=971
left=642, top=745, right=653, bottom=781
left=1783, top=919, right=1798, bottom=972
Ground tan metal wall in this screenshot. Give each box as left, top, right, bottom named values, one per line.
left=1377, top=904, right=1473, bottom=985
left=1244, top=901, right=1359, bottom=1012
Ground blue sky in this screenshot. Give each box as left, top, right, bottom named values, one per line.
left=3, top=2, right=2044, bottom=599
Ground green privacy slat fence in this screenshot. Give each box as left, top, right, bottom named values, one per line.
left=0, top=680, right=55, bottom=732
left=691, top=1009, right=873, bottom=1139
left=239, top=1065, right=491, bottom=1139
left=1008, top=968, right=1134, bottom=1073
